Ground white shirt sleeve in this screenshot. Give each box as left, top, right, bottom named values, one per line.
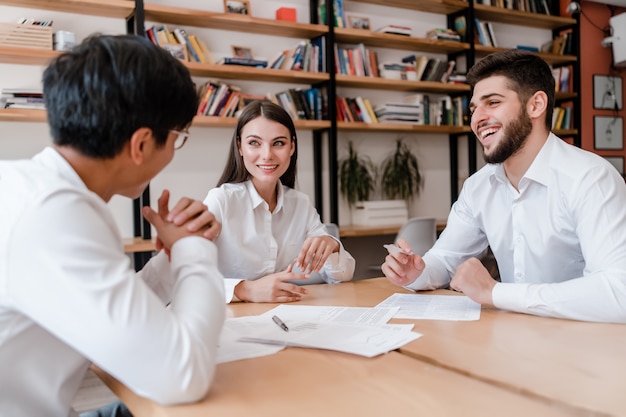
left=9, top=189, right=226, bottom=404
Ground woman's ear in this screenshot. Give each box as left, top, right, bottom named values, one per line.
left=128, top=127, right=154, bottom=165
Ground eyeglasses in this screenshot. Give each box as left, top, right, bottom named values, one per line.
left=170, top=129, right=190, bottom=150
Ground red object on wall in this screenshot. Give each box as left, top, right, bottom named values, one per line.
left=276, top=7, right=296, bottom=22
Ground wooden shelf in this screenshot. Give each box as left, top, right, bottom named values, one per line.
left=553, top=128, right=578, bottom=136
left=474, top=45, right=577, bottom=65
left=144, top=3, right=327, bottom=38
left=193, top=115, right=330, bottom=130
left=338, top=122, right=471, bottom=134
left=122, top=237, right=156, bottom=253
left=0, top=108, right=47, bottom=122
left=0, top=45, right=59, bottom=65
left=0, top=0, right=135, bottom=18
left=185, top=62, right=329, bottom=84
left=474, top=5, right=576, bottom=30
left=349, top=0, right=468, bottom=15
left=334, top=27, right=469, bottom=54
left=555, top=92, right=577, bottom=101
left=340, top=222, right=446, bottom=238
left=336, top=75, right=471, bottom=93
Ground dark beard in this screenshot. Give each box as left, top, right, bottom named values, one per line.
left=482, top=108, right=532, bottom=164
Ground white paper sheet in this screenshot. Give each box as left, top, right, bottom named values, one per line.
left=376, top=293, right=481, bottom=321
left=260, top=304, right=400, bottom=326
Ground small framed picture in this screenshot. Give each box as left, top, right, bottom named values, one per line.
left=593, top=75, right=623, bottom=110
left=224, top=0, right=250, bottom=15
left=160, top=43, right=188, bottom=61
left=348, top=15, right=371, bottom=30
left=604, top=156, right=624, bottom=175
left=594, top=116, right=623, bottom=150
left=231, top=45, right=253, bottom=59
left=239, top=93, right=269, bottom=109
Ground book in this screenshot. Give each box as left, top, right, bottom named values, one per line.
left=375, top=24, right=411, bottom=36
left=426, top=28, right=461, bottom=42
left=217, top=57, right=268, bottom=68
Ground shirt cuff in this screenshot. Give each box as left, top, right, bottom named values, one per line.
left=224, top=278, right=243, bottom=303
left=491, top=282, right=531, bottom=312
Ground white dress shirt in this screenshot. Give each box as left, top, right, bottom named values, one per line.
left=0, top=147, right=226, bottom=417
left=409, top=133, right=626, bottom=323
left=204, top=180, right=355, bottom=302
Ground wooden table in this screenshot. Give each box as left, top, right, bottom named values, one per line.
left=98, top=278, right=625, bottom=417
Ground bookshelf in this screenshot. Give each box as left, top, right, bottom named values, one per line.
left=0, top=0, right=582, bottom=263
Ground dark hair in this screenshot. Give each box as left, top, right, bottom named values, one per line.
left=217, top=100, right=298, bottom=188
left=43, top=34, right=197, bottom=158
left=466, top=49, right=555, bottom=130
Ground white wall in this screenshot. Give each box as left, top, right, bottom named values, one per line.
left=1, top=1, right=549, bottom=239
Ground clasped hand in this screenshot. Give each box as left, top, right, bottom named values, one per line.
left=142, top=189, right=221, bottom=253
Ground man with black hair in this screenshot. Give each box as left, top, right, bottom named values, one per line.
left=382, top=50, right=626, bottom=323
left=0, top=34, right=226, bottom=416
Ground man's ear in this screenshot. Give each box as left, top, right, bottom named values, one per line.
left=128, top=127, right=155, bottom=165
left=527, top=91, right=549, bottom=120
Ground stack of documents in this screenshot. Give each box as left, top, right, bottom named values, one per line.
left=217, top=294, right=481, bottom=363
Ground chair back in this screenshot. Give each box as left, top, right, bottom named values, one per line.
left=396, top=217, right=437, bottom=256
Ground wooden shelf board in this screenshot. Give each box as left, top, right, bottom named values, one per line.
left=334, top=28, right=469, bottom=54
left=474, top=45, right=577, bottom=65
left=553, top=129, right=578, bottom=136
left=336, top=75, right=471, bottom=93
left=0, top=0, right=136, bottom=19
left=338, top=122, right=471, bottom=134
left=193, top=116, right=330, bottom=130
left=144, top=4, right=327, bottom=38
left=474, top=5, right=576, bottom=29
left=123, top=237, right=156, bottom=253
left=555, top=92, right=577, bottom=101
left=349, top=0, right=468, bottom=14
left=0, top=108, right=47, bottom=122
left=186, top=62, right=329, bottom=83
left=340, top=222, right=446, bottom=238
left=0, top=45, right=59, bottom=65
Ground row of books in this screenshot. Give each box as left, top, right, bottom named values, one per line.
left=552, top=65, right=572, bottom=93
left=272, top=87, right=328, bottom=121
left=146, top=24, right=214, bottom=64
left=318, top=0, right=347, bottom=28
left=1, top=88, right=44, bottom=110
left=195, top=81, right=328, bottom=121
left=376, top=93, right=469, bottom=127
left=477, top=0, right=554, bottom=15
left=552, top=106, right=573, bottom=130
left=474, top=18, right=498, bottom=47
left=334, top=44, right=379, bottom=77
left=268, top=37, right=326, bottom=73
left=336, top=96, right=378, bottom=123
left=540, top=30, right=575, bottom=56
left=400, top=55, right=457, bottom=83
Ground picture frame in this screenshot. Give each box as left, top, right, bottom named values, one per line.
left=594, top=116, right=623, bottom=150
left=231, top=45, right=253, bottom=59
left=348, top=15, right=371, bottom=30
left=239, top=93, right=269, bottom=109
left=593, top=75, right=623, bottom=110
left=224, top=0, right=250, bottom=15
left=604, top=156, right=624, bottom=175
left=160, top=43, right=188, bottom=61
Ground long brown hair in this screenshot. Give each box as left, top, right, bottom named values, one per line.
left=217, top=100, right=298, bottom=188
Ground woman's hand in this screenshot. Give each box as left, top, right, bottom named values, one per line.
left=294, top=236, right=340, bottom=275
left=234, top=264, right=308, bottom=303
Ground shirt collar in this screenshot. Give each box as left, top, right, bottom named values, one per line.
left=35, top=146, right=88, bottom=191
left=489, top=133, right=556, bottom=188
left=245, top=179, right=285, bottom=213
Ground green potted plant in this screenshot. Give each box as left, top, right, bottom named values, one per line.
left=338, top=141, right=377, bottom=208
left=380, top=138, right=423, bottom=202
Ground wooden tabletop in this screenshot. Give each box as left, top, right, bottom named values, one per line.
left=97, top=278, right=625, bottom=416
